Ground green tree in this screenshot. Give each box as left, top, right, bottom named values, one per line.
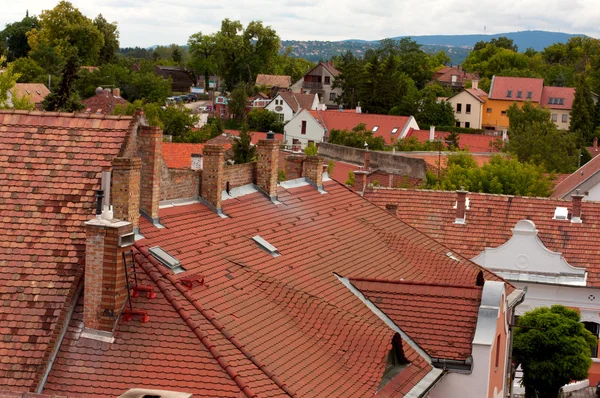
left=0, top=56, right=19, bottom=107
left=171, top=47, right=183, bottom=65
left=328, top=123, right=386, bottom=151
left=570, top=76, right=595, bottom=145
left=395, top=136, right=443, bottom=151
left=446, top=130, right=460, bottom=150
left=228, top=83, right=248, bottom=121
left=506, top=102, right=578, bottom=173
left=188, top=32, right=218, bottom=92
left=0, top=12, right=39, bottom=61
left=248, top=108, right=284, bottom=133
left=161, top=104, right=200, bottom=141
left=513, top=305, right=597, bottom=398
left=9, top=57, right=45, bottom=83
left=113, top=100, right=162, bottom=127
left=232, top=124, right=256, bottom=164
left=42, top=54, right=84, bottom=112
left=93, top=14, right=119, bottom=65
left=27, top=1, right=104, bottom=65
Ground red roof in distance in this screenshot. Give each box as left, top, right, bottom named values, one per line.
left=489, top=76, right=544, bottom=102
left=541, top=86, right=575, bottom=110
left=162, top=143, right=206, bottom=168
left=405, top=129, right=501, bottom=153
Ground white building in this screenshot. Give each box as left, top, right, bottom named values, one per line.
left=263, top=92, right=319, bottom=123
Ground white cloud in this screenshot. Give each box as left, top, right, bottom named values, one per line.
left=0, top=0, right=598, bottom=48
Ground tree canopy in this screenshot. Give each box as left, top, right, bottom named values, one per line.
left=328, top=123, right=386, bottom=151
left=0, top=12, right=39, bottom=61
left=513, top=305, right=597, bottom=398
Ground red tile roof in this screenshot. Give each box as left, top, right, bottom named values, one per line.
left=277, top=92, right=317, bottom=112
left=320, top=61, right=340, bottom=77
left=432, top=66, right=478, bottom=86
left=309, top=110, right=414, bottom=145
left=351, top=279, right=482, bottom=360
left=364, top=188, right=600, bottom=287
left=541, top=86, right=575, bottom=110
left=256, top=74, right=291, bottom=88
left=328, top=160, right=421, bottom=188
left=465, top=88, right=488, bottom=103
left=405, top=130, right=501, bottom=153
left=162, top=143, right=206, bottom=169
left=399, top=152, right=493, bottom=171
left=551, top=154, right=600, bottom=199
left=0, top=110, right=134, bottom=390
left=11, top=83, right=50, bottom=104
left=82, top=90, right=127, bottom=115
left=489, top=76, right=544, bottom=102
left=224, top=129, right=284, bottom=145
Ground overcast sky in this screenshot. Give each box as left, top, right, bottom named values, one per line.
left=1, top=0, right=599, bottom=48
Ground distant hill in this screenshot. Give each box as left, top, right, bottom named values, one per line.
left=282, top=30, right=587, bottom=65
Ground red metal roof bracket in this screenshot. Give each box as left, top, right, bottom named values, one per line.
left=122, top=308, right=150, bottom=323
left=180, top=276, right=205, bottom=290
left=131, top=285, right=157, bottom=299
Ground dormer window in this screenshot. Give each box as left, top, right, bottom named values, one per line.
left=506, top=90, right=513, bottom=98
left=372, top=126, right=379, bottom=132
left=516, top=91, right=523, bottom=98
left=379, top=333, right=409, bottom=389
left=526, top=91, right=533, bottom=99
left=391, top=127, right=398, bottom=134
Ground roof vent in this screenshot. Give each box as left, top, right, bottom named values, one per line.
left=252, top=235, right=280, bottom=257
left=148, top=246, right=185, bottom=274
left=553, top=207, right=569, bottom=220
left=118, top=389, right=193, bottom=398
left=446, top=252, right=460, bottom=262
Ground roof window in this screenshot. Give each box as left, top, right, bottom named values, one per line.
left=372, top=126, right=379, bottom=132
left=526, top=91, right=533, bottom=99
left=553, top=207, right=569, bottom=220
left=506, top=90, right=512, bottom=98
left=252, top=235, right=280, bottom=257
left=148, top=246, right=186, bottom=274
left=516, top=91, right=522, bottom=98
left=391, top=127, right=399, bottom=134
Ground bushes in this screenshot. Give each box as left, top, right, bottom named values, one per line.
left=328, top=123, right=386, bottom=151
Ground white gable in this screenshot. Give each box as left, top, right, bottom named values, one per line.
left=471, top=220, right=587, bottom=286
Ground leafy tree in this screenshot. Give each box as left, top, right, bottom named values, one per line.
left=0, top=56, right=19, bottom=107
left=42, top=54, right=84, bottom=112
left=188, top=32, right=218, bottom=92
left=328, top=123, right=387, bottom=151
left=445, top=130, right=460, bottom=150
left=507, top=102, right=578, bottom=173
left=232, top=124, right=256, bottom=164
left=93, top=14, right=119, bottom=65
left=272, top=47, right=315, bottom=83
left=9, top=57, right=45, bottom=83
left=395, top=137, right=444, bottom=151
left=0, top=12, right=39, bottom=61
left=27, top=1, right=104, bottom=65
left=161, top=104, right=200, bottom=141
left=304, top=142, right=318, bottom=156
left=513, top=305, right=597, bottom=398
left=171, top=47, right=183, bottom=64
left=248, top=108, right=284, bottom=133
left=29, top=41, right=63, bottom=76
left=228, top=83, right=248, bottom=121
left=570, top=76, right=595, bottom=145
left=473, top=36, right=518, bottom=52
left=113, top=100, right=162, bottom=127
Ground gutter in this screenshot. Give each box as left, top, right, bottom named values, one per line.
left=36, top=281, right=83, bottom=393
left=431, top=356, right=473, bottom=373
left=418, top=369, right=447, bottom=398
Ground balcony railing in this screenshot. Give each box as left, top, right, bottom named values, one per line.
left=302, top=81, right=323, bottom=90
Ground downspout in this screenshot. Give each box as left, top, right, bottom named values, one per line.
left=507, top=288, right=527, bottom=398
left=419, top=370, right=448, bottom=397
left=36, top=281, right=83, bottom=393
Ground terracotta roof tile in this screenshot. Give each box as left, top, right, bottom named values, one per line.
left=224, top=130, right=284, bottom=145
left=11, top=84, right=50, bottom=104
left=541, top=86, right=575, bottom=110
left=277, top=92, right=317, bottom=112
left=489, top=76, right=544, bottom=102
left=552, top=154, right=600, bottom=198
left=364, top=188, right=600, bottom=287
left=432, top=67, right=478, bottom=86
left=328, top=160, right=421, bottom=188
left=256, top=74, right=291, bottom=88
left=405, top=130, right=501, bottom=153
left=0, top=110, right=133, bottom=390
left=82, top=91, right=127, bottom=115
left=162, top=143, right=206, bottom=169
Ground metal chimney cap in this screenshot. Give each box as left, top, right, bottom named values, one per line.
left=266, top=130, right=275, bottom=140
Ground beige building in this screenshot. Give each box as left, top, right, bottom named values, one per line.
left=291, top=62, right=342, bottom=108
left=540, top=86, right=574, bottom=130
left=446, top=82, right=488, bottom=129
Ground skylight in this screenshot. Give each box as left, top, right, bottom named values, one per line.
left=516, top=91, right=522, bottom=98
left=527, top=91, right=533, bottom=99
left=506, top=90, right=512, bottom=98
left=553, top=207, right=569, bottom=220
left=372, top=126, right=379, bottom=132
left=252, top=235, right=280, bottom=257
left=391, top=127, right=399, bottom=134
left=148, top=246, right=186, bottom=274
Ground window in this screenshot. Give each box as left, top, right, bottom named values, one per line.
left=301, top=121, right=307, bottom=135
left=456, top=121, right=461, bottom=127
left=465, top=122, right=471, bottom=128
left=501, top=110, right=507, bottom=116
left=278, top=114, right=284, bottom=122
left=506, top=90, right=512, bottom=98
left=456, top=103, right=462, bottom=113
left=552, top=114, right=558, bottom=122
left=559, top=98, right=564, bottom=105
left=517, top=91, right=523, bottom=98
left=466, top=104, right=471, bottom=114
left=495, top=335, right=501, bottom=369
left=391, top=127, right=399, bottom=134
left=562, top=114, right=568, bottom=123
left=584, top=322, right=599, bottom=357
left=324, top=76, right=331, bottom=85
left=329, top=92, right=336, bottom=101
left=372, top=126, right=379, bottom=132
left=526, top=91, right=533, bottom=99
left=487, top=108, right=492, bottom=113
left=379, top=333, right=409, bottom=389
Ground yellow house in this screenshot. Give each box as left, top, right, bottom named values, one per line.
left=481, top=76, right=544, bottom=132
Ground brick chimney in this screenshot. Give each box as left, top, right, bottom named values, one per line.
left=138, top=126, right=162, bottom=224
left=112, top=88, right=121, bottom=97
left=201, top=145, right=226, bottom=212
left=364, top=149, right=370, bottom=170
left=303, top=156, right=324, bottom=189
left=472, top=80, right=479, bottom=90
left=256, top=139, right=280, bottom=201
left=572, top=189, right=584, bottom=223
left=352, top=170, right=368, bottom=193
left=84, top=207, right=134, bottom=335
left=111, top=157, right=142, bottom=231
left=385, top=203, right=398, bottom=216
left=455, top=189, right=468, bottom=224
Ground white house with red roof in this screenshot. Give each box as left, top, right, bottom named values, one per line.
left=446, top=81, right=488, bottom=129
left=291, top=61, right=342, bottom=107
left=284, top=108, right=419, bottom=149
left=263, top=91, right=319, bottom=122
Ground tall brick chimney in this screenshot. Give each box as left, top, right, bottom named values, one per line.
left=111, top=157, right=142, bottom=231
left=201, top=145, right=226, bottom=212
left=84, top=215, right=134, bottom=335
left=138, top=126, right=162, bottom=224
left=256, top=139, right=280, bottom=201
left=455, top=189, right=468, bottom=224
left=572, top=189, right=584, bottom=223
left=352, top=170, right=368, bottom=193
left=303, top=156, right=324, bottom=189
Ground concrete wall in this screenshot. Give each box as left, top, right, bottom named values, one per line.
left=318, top=143, right=427, bottom=179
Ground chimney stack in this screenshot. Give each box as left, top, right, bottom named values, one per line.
left=455, top=189, right=468, bottom=224
left=84, top=205, right=134, bottom=335
left=572, top=189, right=584, bottom=223
left=429, top=126, right=435, bottom=141
left=594, top=137, right=598, bottom=152
left=138, top=126, right=162, bottom=224
left=385, top=203, right=398, bottom=216
left=472, top=80, right=479, bottom=90
left=352, top=170, right=368, bottom=193
left=356, top=102, right=362, bottom=114
left=303, top=156, right=324, bottom=189
left=201, top=145, right=226, bottom=212
left=112, top=88, right=121, bottom=97
left=256, top=139, right=280, bottom=201
left=111, top=157, right=142, bottom=231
